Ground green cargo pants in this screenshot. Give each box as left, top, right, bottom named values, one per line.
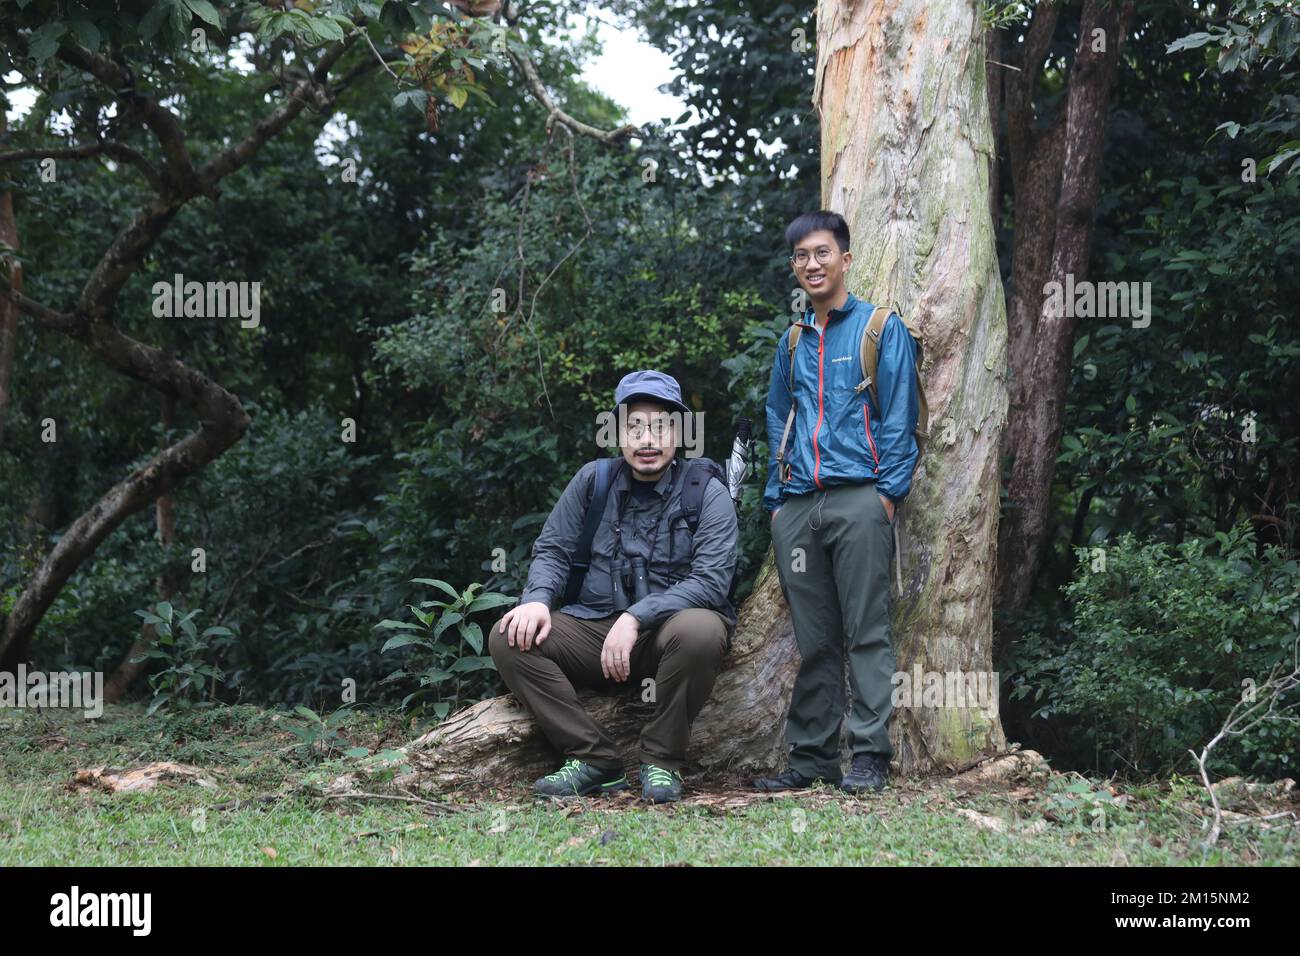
left=770, top=481, right=896, bottom=779
left=488, top=608, right=731, bottom=773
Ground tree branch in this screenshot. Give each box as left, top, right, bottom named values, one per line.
left=0, top=269, right=78, bottom=333
left=0, top=141, right=164, bottom=192
left=54, top=41, right=199, bottom=193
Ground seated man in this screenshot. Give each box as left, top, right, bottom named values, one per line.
left=490, top=370, right=740, bottom=804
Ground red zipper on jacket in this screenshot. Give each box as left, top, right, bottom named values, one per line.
left=812, top=330, right=826, bottom=489
left=863, top=405, right=880, bottom=472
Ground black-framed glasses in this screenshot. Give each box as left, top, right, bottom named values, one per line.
left=790, top=246, right=837, bottom=267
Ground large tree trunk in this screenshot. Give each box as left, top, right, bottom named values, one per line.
left=359, top=0, right=1009, bottom=793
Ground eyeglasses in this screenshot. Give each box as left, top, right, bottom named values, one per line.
left=625, top=418, right=675, bottom=439
left=790, top=247, right=837, bottom=268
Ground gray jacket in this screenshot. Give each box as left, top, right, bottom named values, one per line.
left=518, top=456, right=740, bottom=635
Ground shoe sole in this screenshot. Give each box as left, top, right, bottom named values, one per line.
left=839, top=781, right=886, bottom=794
left=535, top=779, right=630, bottom=798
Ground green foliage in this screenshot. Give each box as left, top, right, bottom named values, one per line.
left=1009, top=526, right=1300, bottom=779
left=1167, top=0, right=1300, bottom=176
left=376, top=578, right=511, bottom=718
left=132, top=601, right=236, bottom=716
left=282, top=703, right=359, bottom=760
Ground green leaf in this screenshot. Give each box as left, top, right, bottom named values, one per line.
left=68, top=17, right=101, bottom=51
left=411, top=577, right=460, bottom=600
left=449, top=655, right=495, bottom=674
left=433, top=611, right=463, bottom=640
left=307, top=15, right=346, bottom=43
left=466, top=592, right=514, bottom=614
left=184, top=0, right=222, bottom=28
left=157, top=601, right=174, bottom=624
left=27, top=23, right=67, bottom=65
left=460, top=621, right=484, bottom=654
left=1166, top=32, right=1213, bottom=54
left=374, top=619, right=422, bottom=631
left=381, top=633, right=431, bottom=653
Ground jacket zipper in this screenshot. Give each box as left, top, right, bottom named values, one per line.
left=812, top=328, right=826, bottom=489
left=863, top=405, right=880, bottom=472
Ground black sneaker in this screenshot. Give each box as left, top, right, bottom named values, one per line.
left=533, top=758, right=629, bottom=797
left=750, top=768, right=841, bottom=792
left=840, top=753, right=889, bottom=794
left=640, top=763, right=683, bottom=803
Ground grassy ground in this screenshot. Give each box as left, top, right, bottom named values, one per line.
left=1, top=705, right=1295, bottom=866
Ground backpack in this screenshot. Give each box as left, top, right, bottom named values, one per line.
left=775, top=303, right=929, bottom=483
left=561, top=456, right=738, bottom=608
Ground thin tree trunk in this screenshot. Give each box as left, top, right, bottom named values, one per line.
left=997, top=1, right=1135, bottom=627
left=104, top=391, right=181, bottom=703
left=0, top=100, right=18, bottom=448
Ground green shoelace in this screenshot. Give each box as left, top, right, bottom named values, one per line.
left=545, top=759, right=584, bottom=783
left=644, top=765, right=679, bottom=788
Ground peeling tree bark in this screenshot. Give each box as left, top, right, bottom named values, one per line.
left=814, top=0, right=1008, bottom=770
left=369, top=0, right=1010, bottom=793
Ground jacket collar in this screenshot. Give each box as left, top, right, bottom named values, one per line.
left=801, top=291, right=858, bottom=326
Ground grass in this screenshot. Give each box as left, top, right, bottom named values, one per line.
left=0, top=705, right=1295, bottom=866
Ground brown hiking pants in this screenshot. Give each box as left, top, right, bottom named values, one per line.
left=488, top=609, right=731, bottom=773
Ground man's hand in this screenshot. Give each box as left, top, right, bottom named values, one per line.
left=600, top=612, right=640, bottom=682
left=498, top=601, right=551, bottom=651
left=878, top=494, right=895, bottom=523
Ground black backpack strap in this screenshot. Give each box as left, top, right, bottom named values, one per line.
left=680, top=458, right=723, bottom=534
left=561, top=457, right=622, bottom=606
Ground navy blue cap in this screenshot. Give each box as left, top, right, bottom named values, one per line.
left=613, top=370, right=691, bottom=417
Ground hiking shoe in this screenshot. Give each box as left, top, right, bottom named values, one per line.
left=533, top=758, right=629, bottom=798
left=840, top=753, right=889, bottom=794
left=750, top=768, right=840, bottom=792
left=640, top=763, right=683, bottom=803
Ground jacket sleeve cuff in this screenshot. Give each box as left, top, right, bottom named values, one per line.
left=518, top=587, right=553, bottom=609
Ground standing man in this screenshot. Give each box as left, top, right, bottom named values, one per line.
left=490, top=371, right=739, bottom=804
left=754, top=210, right=921, bottom=794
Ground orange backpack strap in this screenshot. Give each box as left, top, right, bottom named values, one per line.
left=855, top=305, right=892, bottom=411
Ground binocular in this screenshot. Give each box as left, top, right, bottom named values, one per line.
left=610, top=556, right=650, bottom=612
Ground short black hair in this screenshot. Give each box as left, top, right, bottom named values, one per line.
left=785, top=210, right=850, bottom=253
